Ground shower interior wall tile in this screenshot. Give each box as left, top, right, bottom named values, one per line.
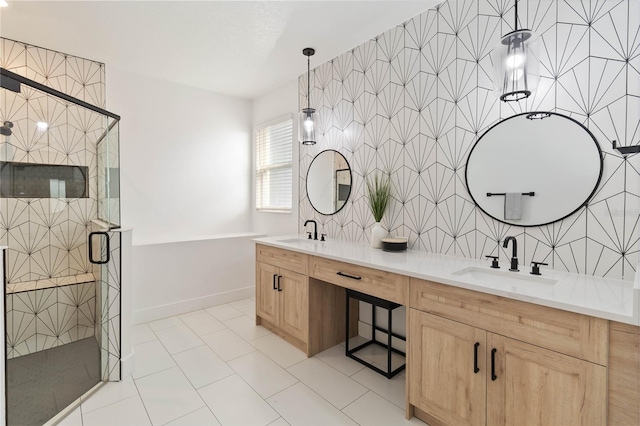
left=58, top=284, right=81, bottom=342
left=69, top=243, right=90, bottom=276
left=9, top=309, right=37, bottom=358
left=77, top=282, right=97, bottom=339
left=1, top=39, right=27, bottom=71
left=94, top=259, right=105, bottom=350
left=7, top=240, right=30, bottom=284
left=1, top=36, right=109, bottom=358
left=66, top=56, right=104, bottom=106
left=5, top=293, right=14, bottom=359
left=34, top=288, right=57, bottom=352
left=24, top=45, right=65, bottom=90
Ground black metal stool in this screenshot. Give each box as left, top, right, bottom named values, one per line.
left=345, top=288, right=406, bottom=378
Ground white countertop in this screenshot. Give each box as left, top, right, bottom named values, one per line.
left=254, top=235, right=640, bottom=326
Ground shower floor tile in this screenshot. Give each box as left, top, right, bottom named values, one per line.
left=6, top=337, right=101, bottom=426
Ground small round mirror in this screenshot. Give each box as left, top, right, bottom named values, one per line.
left=306, top=150, right=352, bottom=215
left=465, top=112, right=603, bottom=227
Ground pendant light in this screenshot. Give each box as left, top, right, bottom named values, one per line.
left=492, top=0, right=540, bottom=102
left=300, top=47, right=319, bottom=145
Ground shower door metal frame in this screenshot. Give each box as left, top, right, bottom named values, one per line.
left=0, top=68, right=120, bottom=120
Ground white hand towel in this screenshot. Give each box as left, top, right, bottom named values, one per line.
left=504, top=193, right=522, bottom=220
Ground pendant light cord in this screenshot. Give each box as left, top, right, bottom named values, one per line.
left=307, top=56, right=311, bottom=111
left=514, top=0, right=518, bottom=31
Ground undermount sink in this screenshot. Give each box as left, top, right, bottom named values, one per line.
left=453, top=266, right=558, bottom=286
left=279, top=238, right=318, bottom=244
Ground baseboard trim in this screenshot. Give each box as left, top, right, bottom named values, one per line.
left=120, top=350, right=135, bottom=379
left=133, top=286, right=255, bottom=324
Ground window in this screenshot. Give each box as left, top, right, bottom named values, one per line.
left=255, top=116, right=293, bottom=211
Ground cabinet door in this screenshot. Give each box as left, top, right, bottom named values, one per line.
left=278, top=268, right=308, bottom=344
left=408, top=309, right=486, bottom=426
left=256, top=262, right=278, bottom=324
left=487, top=334, right=607, bottom=426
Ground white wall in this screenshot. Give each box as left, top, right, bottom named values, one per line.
left=251, top=79, right=299, bottom=236
left=132, top=233, right=261, bottom=324
left=107, top=68, right=258, bottom=322
left=107, top=67, right=253, bottom=245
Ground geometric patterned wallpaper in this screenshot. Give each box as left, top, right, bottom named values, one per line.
left=299, top=0, right=639, bottom=280
left=0, top=37, right=106, bottom=284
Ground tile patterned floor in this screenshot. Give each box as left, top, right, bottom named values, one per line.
left=58, top=298, right=423, bottom=426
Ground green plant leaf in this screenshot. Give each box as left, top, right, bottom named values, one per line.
left=365, top=172, right=392, bottom=223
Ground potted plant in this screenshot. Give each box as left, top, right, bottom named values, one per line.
left=366, top=172, right=391, bottom=248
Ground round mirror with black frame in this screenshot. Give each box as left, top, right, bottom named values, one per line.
left=306, top=149, right=352, bottom=215
left=465, top=111, right=603, bottom=227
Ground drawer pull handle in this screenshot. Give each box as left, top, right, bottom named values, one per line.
left=491, top=348, right=497, bottom=381
left=277, top=275, right=282, bottom=291
left=273, top=274, right=277, bottom=290
left=336, top=272, right=362, bottom=280
left=473, top=342, right=480, bottom=373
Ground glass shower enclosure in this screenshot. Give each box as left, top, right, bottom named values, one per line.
left=0, top=66, right=121, bottom=425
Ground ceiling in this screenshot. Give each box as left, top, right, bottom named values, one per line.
left=0, top=1, right=440, bottom=99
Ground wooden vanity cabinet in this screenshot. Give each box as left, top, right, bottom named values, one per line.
left=255, top=244, right=349, bottom=356
left=608, top=321, right=640, bottom=425
left=256, top=261, right=308, bottom=345
left=409, top=278, right=608, bottom=426
left=487, top=334, right=606, bottom=426
left=256, top=245, right=309, bottom=351
left=255, top=243, right=637, bottom=424
left=408, top=310, right=486, bottom=426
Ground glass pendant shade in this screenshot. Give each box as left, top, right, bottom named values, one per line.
left=493, top=29, right=540, bottom=102
left=299, top=107, right=318, bottom=145
left=300, top=47, right=317, bottom=145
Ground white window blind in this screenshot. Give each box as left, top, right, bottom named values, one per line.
left=256, top=117, right=293, bottom=211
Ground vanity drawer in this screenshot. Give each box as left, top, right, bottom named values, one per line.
left=256, top=244, right=308, bottom=274
left=410, top=278, right=608, bottom=365
left=310, top=256, right=408, bottom=305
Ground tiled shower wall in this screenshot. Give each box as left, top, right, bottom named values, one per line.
left=0, top=37, right=105, bottom=283
left=299, top=0, right=639, bottom=280
left=92, top=227, right=122, bottom=380
left=1, top=38, right=107, bottom=357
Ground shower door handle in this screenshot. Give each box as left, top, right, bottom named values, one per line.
left=88, top=231, right=110, bottom=264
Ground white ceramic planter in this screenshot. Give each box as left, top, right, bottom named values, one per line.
left=370, top=222, right=386, bottom=248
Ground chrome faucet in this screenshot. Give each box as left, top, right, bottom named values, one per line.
left=503, top=236, right=519, bottom=271
left=304, top=219, right=318, bottom=240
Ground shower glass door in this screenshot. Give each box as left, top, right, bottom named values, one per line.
left=1, top=61, right=120, bottom=425
left=97, top=117, right=120, bottom=228
left=94, top=116, right=121, bottom=383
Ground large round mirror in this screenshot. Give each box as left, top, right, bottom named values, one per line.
left=306, top=149, right=352, bottom=215
left=465, top=112, right=603, bottom=227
